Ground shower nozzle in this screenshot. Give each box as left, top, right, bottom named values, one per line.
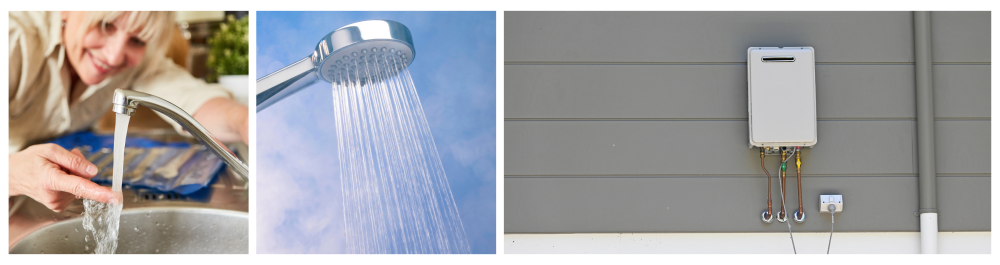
left=257, top=20, right=416, bottom=111
left=313, top=20, right=415, bottom=84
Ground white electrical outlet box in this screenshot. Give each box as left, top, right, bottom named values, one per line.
left=820, top=194, right=843, bottom=213
left=748, top=47, right=817, bottom=148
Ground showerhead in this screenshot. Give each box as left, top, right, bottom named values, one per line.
left=256, top=19, right=416, bottom=112
left=313, top=20, right=415, bottom=84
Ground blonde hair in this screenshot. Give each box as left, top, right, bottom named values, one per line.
left=77, top=11, right=176, bottom=64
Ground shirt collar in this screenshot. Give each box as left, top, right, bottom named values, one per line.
left=43, top=11, right=64, bottom=59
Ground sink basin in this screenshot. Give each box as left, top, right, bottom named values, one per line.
left=10, top=207, right=247, bottom=254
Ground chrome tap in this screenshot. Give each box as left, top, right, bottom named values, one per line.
left=111, top=89, right=249, bottom=180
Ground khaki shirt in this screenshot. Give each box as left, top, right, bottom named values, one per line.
left=9, top=11, right=232, bottom=153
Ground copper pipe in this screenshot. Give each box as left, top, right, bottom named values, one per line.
left=761, top=148, right=772, bottom=219
left=796, top=148, right=804, bottom=216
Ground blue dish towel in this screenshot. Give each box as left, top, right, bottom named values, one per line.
left=48, top=131, right=227, bottom=195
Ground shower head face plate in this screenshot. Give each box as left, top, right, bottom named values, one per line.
left=313, top=20, right=415, bottom=84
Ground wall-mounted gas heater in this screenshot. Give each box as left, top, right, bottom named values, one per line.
left=749, top=47, right=816, bottom=231
left=748, top=47, right=817, bottom=149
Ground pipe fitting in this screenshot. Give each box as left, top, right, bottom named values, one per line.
left=794, top=210, right=806, bottom=223
left=762, top=211, right=774, bottom=223
left=776, top=211, right=787, bottom=223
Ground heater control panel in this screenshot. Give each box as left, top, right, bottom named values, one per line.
left=747, top=47, right=817, bottom=148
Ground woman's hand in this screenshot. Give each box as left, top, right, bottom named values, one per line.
left=193, top=97, right=250, bottom=145
left=239, top=113, right=249, bottom=145
left=9, top=144, right=119, bottom=212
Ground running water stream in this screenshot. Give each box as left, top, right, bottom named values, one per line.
left=82, top=113, right=129, bottom=254
left=332, top=51, right=469, bottom=254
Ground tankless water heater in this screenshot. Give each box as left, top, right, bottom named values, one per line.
left=747, top=47, right=817, bottom=148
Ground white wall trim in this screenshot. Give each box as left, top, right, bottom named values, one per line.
left=504, top=232, right=990, bottom=254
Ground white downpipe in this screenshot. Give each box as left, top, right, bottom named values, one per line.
left=913, top=11, right=939, bottom=255
left=920, top=213, right=938, bottom=254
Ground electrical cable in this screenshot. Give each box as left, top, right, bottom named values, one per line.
left=827, top=204, right=836, bottom=254
left=777, top=149, right=797, bottom=254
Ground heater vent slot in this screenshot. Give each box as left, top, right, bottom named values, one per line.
left=762, top=56, right=795, bottom=62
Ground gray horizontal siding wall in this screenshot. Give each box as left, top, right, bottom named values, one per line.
left=504, top=11, right=990, bottom=233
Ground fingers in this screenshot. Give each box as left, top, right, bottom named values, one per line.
left=70, top=148, right=85, bottom=158
left=45, top=169, right=117, bottom=204
left=36, top=144, right=98, bottom=178
left=43, top=193, right=77, bottom=212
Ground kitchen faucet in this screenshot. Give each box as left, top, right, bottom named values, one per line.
left=111, top=88, right=249, bottom=180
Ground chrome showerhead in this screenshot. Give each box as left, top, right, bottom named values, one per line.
left=256, top=20, right=416, bottom=112
left=313, top=20, right=415, bottom=84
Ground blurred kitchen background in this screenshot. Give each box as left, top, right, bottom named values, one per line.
left=94, top=11, right=249, bottom=134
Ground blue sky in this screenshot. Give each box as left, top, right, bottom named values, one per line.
left=255, top=11, right=496, bottom=254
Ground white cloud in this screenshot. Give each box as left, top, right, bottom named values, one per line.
left=255, top=92, right=346, bottom=253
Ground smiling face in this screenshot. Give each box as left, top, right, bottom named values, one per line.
left=62, top=11, right=150, bottom=85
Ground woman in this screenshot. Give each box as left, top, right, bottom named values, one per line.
left=8, top=11, right=249, bottom=211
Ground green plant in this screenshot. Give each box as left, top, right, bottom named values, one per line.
left=206, top=15, right=248, bottom=82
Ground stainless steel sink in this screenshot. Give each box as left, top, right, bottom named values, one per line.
left=9, top=207, right=247, bottom=254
